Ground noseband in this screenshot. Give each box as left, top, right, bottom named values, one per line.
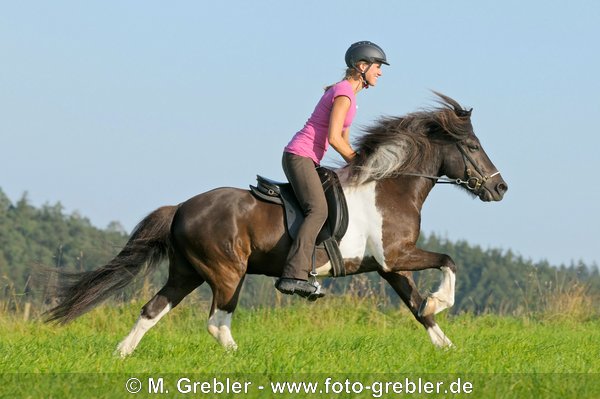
left=403, top=142, right=500, bottom=195
left=455, top=143, right=501, bottom=194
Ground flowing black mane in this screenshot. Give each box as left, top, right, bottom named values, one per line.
left=346, top=92, right=474, bottom=184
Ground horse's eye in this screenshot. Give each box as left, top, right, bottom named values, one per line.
left=468, top=144, right=479, bottom=152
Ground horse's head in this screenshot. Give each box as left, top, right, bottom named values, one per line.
left=347, top=93, right=508, bottom=202
left=430, top=92, right=508, bottom=202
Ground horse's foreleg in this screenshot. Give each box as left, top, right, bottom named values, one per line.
left=419, top=265, right=455, bottom=317
left=378, top=270, right=453, bottom=348
left=116, top=276, right=203, bottom=357
left=385, top=249, right=456, bottom=317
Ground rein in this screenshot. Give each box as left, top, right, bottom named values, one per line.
left=402, top=143, right=500, bottom=195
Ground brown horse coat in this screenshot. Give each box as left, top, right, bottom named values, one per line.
left=46, top=93, right=507, bottom=354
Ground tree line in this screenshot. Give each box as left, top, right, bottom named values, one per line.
left=1, top=188, right=598, bottom=315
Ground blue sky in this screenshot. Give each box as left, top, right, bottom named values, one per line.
left=1, top=1, right=599, bottom=267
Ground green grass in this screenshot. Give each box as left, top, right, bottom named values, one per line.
left=1, top=298, right=599, bottom=398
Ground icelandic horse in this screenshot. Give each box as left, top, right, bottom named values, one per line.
left=46, top=93, right=507, bottom=355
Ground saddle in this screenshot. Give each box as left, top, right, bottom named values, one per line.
left=249, top=167, right=349, bottom=277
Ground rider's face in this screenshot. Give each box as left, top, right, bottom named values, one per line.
left=365, top=63, right=383, bottom=86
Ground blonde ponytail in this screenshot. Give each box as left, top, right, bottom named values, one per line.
left=324, top=65, right=366, bottom=92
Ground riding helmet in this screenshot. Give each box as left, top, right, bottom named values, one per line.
left=345, top=41, right=390, bottom=68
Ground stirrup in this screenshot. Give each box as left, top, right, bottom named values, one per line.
left=306, top=279, right=324, bottom=302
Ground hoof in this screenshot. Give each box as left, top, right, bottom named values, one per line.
left=427, top=325, right=455, bottom=348
left=114, top=344, right=133, bottom=358
left=223, top=342, right=238, bottom=352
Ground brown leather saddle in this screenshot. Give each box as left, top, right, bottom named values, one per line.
left=249, top=167, right=348, bottom=277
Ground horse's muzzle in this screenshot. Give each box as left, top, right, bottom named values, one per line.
left=496, top=181, right=508, bottom=198
left=480, top=178, right=508, bottom=202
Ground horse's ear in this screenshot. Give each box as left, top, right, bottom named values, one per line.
left=456, top=108, right=473, bottom=118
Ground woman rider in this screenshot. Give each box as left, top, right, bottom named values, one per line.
left=275, top=41, right=389, bottom=298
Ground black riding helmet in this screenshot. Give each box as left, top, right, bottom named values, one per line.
left=344, top=41, right=390, bottom=68
left=344, top=41, right=389, bottom=88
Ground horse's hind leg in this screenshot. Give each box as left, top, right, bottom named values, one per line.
left=116, top=261, right=204, bottom=357
left=378, top=270, right=453, bottom=348
left=206, top=274, right=245, bottom=351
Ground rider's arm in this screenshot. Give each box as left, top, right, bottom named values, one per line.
left=342, top=127, right=351, bottom=147
left=328, top=96, right=356, bottom=163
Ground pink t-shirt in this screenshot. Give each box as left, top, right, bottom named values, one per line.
left=284, top=80, right=356, bottom=165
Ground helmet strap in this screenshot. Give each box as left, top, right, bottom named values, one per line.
left=357, top=63, right=373, bottom=89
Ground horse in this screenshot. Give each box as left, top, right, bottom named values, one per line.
left=46, top=92, right=508, bottom=355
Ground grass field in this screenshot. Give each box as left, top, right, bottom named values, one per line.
left=1, top=297, right=599, bottom=398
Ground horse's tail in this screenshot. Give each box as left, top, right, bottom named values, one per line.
left=45, top=205, right=179, bottom=324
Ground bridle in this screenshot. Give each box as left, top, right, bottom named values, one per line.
left=402, top=142, right=500, bottom=196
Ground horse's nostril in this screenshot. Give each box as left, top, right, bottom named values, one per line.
left=496, top=182, right=508, bottom=194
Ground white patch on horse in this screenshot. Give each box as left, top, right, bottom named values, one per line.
left=338, top=178, right=388, bottom=270
left=315, top=261, right=332, bottom=277
left=427, top=323, right=453, bottom=348
left=207, top=309, right=237, bottom=350
left=115, top=303, right=171, bottom=357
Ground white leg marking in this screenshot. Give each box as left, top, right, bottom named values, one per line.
left=207, top=312, right=220, bottom=340
left=217, top=312, right=237, bottom=350
left=427, top=323, right=454, bottom=348
left=421, top=267, right=456, bottom=316
left=431, top=266, right=456, bottom=312
left=116, top=303, right=171, bottom=357
left=207, top=309, right=237, bottom=351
